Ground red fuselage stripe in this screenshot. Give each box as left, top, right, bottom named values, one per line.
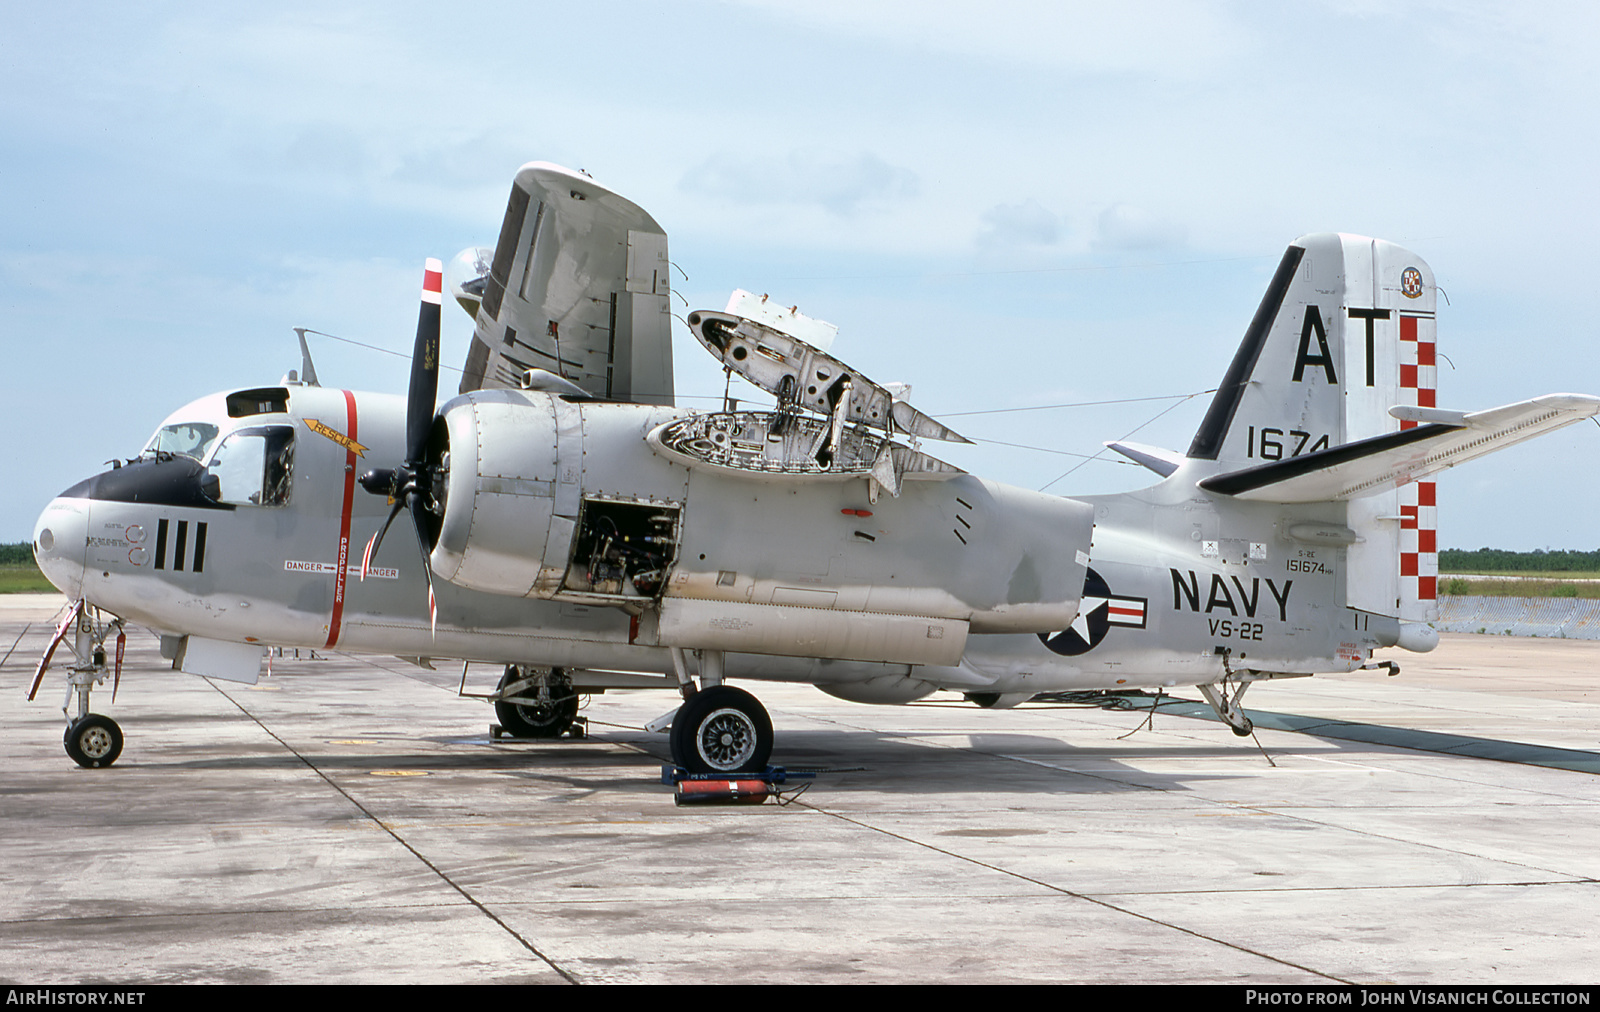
left=326, top=390, right=358, bottom=648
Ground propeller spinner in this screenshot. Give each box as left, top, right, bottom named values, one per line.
left=358, top=258, right=446, bottom=632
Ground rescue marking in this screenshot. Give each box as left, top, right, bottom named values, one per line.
left=304, top=418, right=369, bottom=458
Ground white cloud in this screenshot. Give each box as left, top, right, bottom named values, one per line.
left=723, top=0, right=1250, bottom=78
left=679, top=149, right=920, bottom=216
left=1092, top=203, right=1187, bottom=251
left=975, top=199, right=1062, bottom=248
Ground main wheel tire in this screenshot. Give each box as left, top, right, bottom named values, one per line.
left=670, top=686, right=773, bottom=775
left=64, top=714, right=123, bottom=769
left=494, top=667, right=579, bottom=739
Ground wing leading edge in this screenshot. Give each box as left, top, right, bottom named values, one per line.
left=459, top=162, right=674, bottom=405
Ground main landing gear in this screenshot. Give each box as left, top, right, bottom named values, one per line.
left=666, top=648, right=774, bottom=775
left=493, top=665, right=581, bottom=739
left=1197, top=678, right=1255, bottom=737
left=28, top=601, right=126, bottom=768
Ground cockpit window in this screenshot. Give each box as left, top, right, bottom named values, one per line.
left=143, top=422, right=221, bottom=461
left=142, top=388, right=291, bottom=463
left=226, top=388, right=289, bottom=418
left=203, top=426, right=295, bottom=507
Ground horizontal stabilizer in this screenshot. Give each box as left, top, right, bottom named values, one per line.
left=1198, top=394, right=1600, bottom=502
left=1106, top=441, right=1183, bottom=477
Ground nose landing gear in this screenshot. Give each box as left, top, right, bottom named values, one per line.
left=28, top=601, right=127, bottom=768
left=64, top=713, right=123, bottom=769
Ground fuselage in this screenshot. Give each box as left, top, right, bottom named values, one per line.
left=34, top=383, right=1391, bottom=701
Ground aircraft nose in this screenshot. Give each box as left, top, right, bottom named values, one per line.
left=33, top=496, right=88, bottom=600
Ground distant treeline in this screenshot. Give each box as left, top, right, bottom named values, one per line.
left=1440, top=548, right=1600, bottom=573
left=0, top=542, right=34, bottom=565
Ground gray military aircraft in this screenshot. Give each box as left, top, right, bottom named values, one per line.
left=29, top=161, right=1600, bottom=773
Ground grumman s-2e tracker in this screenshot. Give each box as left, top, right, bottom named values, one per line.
left=29, top=161, right=1600, bottom=774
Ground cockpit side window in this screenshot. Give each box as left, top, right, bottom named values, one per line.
left=203, top=426, right=295, bottom=507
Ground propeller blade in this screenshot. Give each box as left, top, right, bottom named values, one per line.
left=111, top=627, right=125, bottom=703
left=409, top=496, right=439, bottom=639
left=362, top=497, right=408, bottom=580
left=407, top=258, right=443, bottom=464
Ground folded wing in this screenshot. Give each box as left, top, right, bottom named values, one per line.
left=458, top=162, right=674, bottom=405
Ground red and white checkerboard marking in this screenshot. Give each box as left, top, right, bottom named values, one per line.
left=1397, top=313, right=1438, bottom=606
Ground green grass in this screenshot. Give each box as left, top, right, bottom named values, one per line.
left=0, top=563, right=54, bottom=594
left=1439, top=576, right=1600, bottom=598
left=1443, top=569, right=1600, bottom=580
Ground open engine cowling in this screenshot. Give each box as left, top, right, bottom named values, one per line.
left=427, top=389, right=687, bottom=600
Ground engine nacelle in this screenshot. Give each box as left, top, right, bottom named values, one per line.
left=428, top=389, right=686, bottom=600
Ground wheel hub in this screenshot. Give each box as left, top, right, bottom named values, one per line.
left=79, top=727, right=113, bottom=759
left=697, top=709, right=756, bottom=769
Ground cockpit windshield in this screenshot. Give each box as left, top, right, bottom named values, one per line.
left=142, top=422, right=222, bottom=461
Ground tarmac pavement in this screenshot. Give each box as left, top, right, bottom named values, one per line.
left=2, top=594, right=1598, bottom=984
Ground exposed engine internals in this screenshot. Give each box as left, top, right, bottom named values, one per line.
left=565, top=498, right=681, bottom=598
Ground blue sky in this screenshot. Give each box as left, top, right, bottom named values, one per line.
left=4, top=1, right=1598, bottom=548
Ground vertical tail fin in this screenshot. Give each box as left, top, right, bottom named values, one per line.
left=1191, top=234, right=1439, bottom=620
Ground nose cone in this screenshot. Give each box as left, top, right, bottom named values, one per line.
left=33, top=497, right=88, bottom=600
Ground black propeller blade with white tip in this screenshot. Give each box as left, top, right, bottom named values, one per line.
left=358, top=258, right=444, bottom=633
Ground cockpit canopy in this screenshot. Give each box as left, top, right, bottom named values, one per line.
left=142, top=388, right=291, bottom=463
left=134, top=388, right=295, bottom=508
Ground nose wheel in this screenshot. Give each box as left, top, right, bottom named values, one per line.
left=670, top=685, right=773, bottom=775
left=64, top=714, right=124, bottom=769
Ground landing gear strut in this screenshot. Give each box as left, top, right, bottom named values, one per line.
left=1197, top=679, right=1255, bottom=737
left=493, top=665, right=580, bottom=739
left=30, top=602, right=126, bottom=768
